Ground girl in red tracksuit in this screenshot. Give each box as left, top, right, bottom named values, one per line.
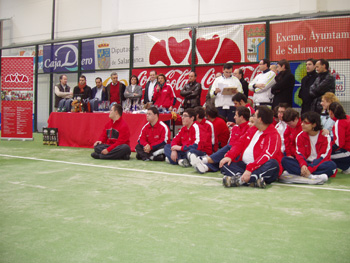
left=329, top=102, right=350, bottom=173
left=152, top=74, right=175, bottom=110
left=282, top=111, right=337, bottom=178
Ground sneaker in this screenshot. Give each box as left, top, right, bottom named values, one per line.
left=282, top=170, right=291, bottom=176
left=222, top=175, right=240, bottom=187
left=342, top=167, right=350, bottom=174
left=309, top=173, right=328, bottom=182
left=91, top=152, right=100, bottom=159
left=195, top=161, right=209, bottom=174
left=178, top=159, right=190, bottom=167
left=123, top=154, right=130, bottom=160
left=153, top=154, right=165, bottom=162
left=152, top=148, right=165, bottom=156
left=188, top=152, right=200, bottom=167
left=165, top=157, right=171, bottom=164
left=249, top=177, right=266, bottom=188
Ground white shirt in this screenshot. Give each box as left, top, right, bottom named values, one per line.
left=95, top=87, right=103, bottom=100
left=307, top=132, right=320, bottom=162
left=248, top=69, right=276, bottom=104
left=210, top=75, right=243, bottom=108
left=242, top=130, right=263, bottom=164
left=148, top=80, right=157, bottom=101
left=131, top=84, right=136, bottom=93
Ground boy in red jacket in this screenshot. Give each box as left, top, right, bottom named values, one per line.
left=282, top=108, right=302, bottom=157
left=164, top=108, right=212, bottom=167
left=220, top=106, right=283, bottom=188
left=91, top=103, right=131, bottom=160
left=136, top=107, right=170, bottom=161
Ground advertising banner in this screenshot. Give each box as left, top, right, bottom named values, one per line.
left=132, top=64, right=259, bottom=108
left=244, top=23, right=266, bottom=62
left=94, top=36, right=131, bottom=69
left=1, top=57, right=34, bottom=139
left=134, top=29, right=192, bottom=67
left=270, top=16, right=350, bottom=61
left=43, top=40, right=95, bottom=73
left=196, top=24, right=245, bottom=64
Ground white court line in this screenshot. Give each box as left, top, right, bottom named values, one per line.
left=1, top=154, right=350, bottom=192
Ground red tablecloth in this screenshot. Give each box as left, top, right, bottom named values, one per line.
left=47, top=112, right=173, bottom=151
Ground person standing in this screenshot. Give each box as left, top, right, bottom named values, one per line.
left=124, top=75, right=143, bottom=104
left=271, top=59, right=295, bottom=109
left=309, top=59, right=336, bottom=113
left=180, top=71, right=202, bottom=110
left=152, top=74, right=175, bottom=110
left=210, top=63, right=243, bottom=122
left=233, top=68, right=249, bottom=98
left=298, top=58, right=317, bottom=115
left=144, top=70, right=157, bottom=104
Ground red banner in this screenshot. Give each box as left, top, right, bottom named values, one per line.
left=1, top=57, right=34, bottom=139
left=270, top=17, right=350, bottom=61
left=132, top=64, right=259, bottom=108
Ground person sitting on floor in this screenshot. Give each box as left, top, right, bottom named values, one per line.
left=220, top=106, right=283, bottom=188
left=281, top=111, right=337, bottom=183
left=136, top=107, right=170, bottom=161
left=232, top=92, right=255, bottom=115
left=91, top=103, right=131, bottom=160
left=205, top=105, right=230, bottom=152
left=283, top=108, right=302, bottom=157
left=274, top=103, right=289, bottom=153
left=189, top=106, right=250, bottom=174
left=164, top=108, right=212, bottom=167
left=194, top=106, right=215, bottom=151
left=329, top=102, right=350, bottom=174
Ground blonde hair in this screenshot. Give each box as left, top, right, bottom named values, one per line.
left=322, top=92, right=339, bottom=104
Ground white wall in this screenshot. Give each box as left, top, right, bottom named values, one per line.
left=1, top=0, right=349, bottom=46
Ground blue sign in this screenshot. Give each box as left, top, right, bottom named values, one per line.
left=43, top=41, right=95, bottom=73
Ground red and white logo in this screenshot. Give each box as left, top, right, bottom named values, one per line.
left=4, top=73, right=29, bottom=83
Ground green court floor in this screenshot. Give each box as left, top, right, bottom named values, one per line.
left=1, top=133, right=349, bottom=263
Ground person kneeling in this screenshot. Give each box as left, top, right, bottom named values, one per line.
left=91, top=103, right=131, bottom=160
left=219, top=106, right=283, bottom=188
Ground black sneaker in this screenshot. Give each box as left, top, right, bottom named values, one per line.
left=250, top=177, right=266, bottom=189
left=222, top=175, right=240, bottom=187
left=153, top=154, right=165, bottom=161
left=123, top=154, right=130, bottom=160
left=91, top=152, right=100, bottom=159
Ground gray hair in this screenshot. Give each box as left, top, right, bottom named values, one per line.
left=110, top=72, right=118, bottom=77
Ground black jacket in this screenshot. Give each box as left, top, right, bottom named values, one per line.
left=299, top=70, right=317, bottom=114
left=73, top=85, right=92, bottom=100
left=240, top=78, right=249, bottom=98
left=271, top=70, right=295, bottom=109
left=144, top=80, right=158, bottom=104
left=309, top=71, right=335, bottom=113
left=180, top=81, right=202, bottom=109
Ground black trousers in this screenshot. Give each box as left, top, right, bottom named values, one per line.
left=94, top=144, right=131, bottom=160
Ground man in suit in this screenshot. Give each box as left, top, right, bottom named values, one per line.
left=143, top=70, right=157, bottom=104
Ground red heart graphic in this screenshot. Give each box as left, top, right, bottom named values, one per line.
left=149, top=40, right=171, bottom=66
left=196, top=35, right=220, bottom=63
left=18, top=75, right=24, bottom=82
left=215, top=38, right=242, bottom=63
left=188, top=50, right=198, bottom=65
left=168, top=37, right=190, bottom=64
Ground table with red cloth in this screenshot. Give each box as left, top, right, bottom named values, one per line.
left=47, top=112, right=174, bottom=151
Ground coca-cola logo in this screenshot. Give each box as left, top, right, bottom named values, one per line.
left=149, top=31, right=242, bottom=66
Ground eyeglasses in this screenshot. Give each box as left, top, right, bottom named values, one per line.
left=182, top=114, right=190, bottom=118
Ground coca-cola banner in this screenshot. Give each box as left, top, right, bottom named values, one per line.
left=134, top=29, right=192, bottom=67
left=1, top=57, right=34, bottom=139
left=195, top=25, right=245, bottom=64
left=270, top=16, right=350, bottom=61
left=132, top=64, right=259, bottom=108
left=94, top=36, right=130, bottom=70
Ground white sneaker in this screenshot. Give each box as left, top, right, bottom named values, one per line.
left=195, top=161, right=209, bottom=174
left=342, top=167, right=350, bottom=174
left=309, top=173, right=328, bottom=182
left=188, top=152, right=200, bottom=167
left=165, top=157, right=170, bottom=164
left=152, top=148, right=164, bottom=156
left=282, top=170, right=291, bottom=176
left=178, top=159, right=190, bottom=167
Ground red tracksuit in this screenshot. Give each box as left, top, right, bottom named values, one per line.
left=210, top=117, right=230, bottom=152
left=98, top=117, right=130, bottom=152
left=138, top=120, right=170, bottom=150
left=228, top=121, right=250, bottom=146
left=332, top=115, right=350, bottom=152
left=284, top=119, right=302, bottom=157
left=152, top=83, right=175, bottom=109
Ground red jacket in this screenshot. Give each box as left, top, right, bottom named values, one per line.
left=225, top=124, right=283, bottom=174
left=284, top=119, right=302, bottom=157
left=245, top=104, right=255, bottom=115
left=295, top=131, right=332, bottom=174
left=171, top=122, right=213, bottom=155
left=98, top=117, right=130, bottom=152
left=138, top=120, right=170, bottom=150
left=152, top=83, right=175, bottom=109
left=198, top=118, right=215, bottom=148
left=332, top=115, right=350, bottom=152
left=210, top=117, right=230, bottom=152
left=228, top=121, right=250, bottom=146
